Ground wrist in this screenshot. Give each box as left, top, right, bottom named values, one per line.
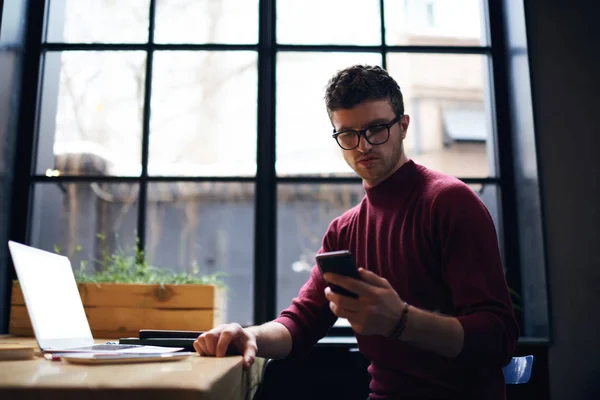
left=244, top=326, right=259, bottom=341
left=388, top=301, right=410, bottom=339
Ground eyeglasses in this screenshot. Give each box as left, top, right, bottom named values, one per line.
left=332, top=115, right=402, bottom=150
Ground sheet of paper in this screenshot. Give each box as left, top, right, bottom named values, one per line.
left=119, top=346, right=184, bottom=354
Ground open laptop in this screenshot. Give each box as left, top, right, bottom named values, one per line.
left=8, top=241, right=181, bottom=354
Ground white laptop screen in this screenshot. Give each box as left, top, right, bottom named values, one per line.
left=9, top=241, right=93, bottom=341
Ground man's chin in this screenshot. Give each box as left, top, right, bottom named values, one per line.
left=354, top=164, right=399, bottom=187
left=353, top=168, right=381, bottom=182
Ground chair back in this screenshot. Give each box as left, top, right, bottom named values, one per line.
left=503, top=355, right=534, bottom=384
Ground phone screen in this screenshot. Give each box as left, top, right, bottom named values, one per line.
left=316, top=250, right=360, bottom=298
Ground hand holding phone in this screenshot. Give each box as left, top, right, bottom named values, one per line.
left=316, top=250, right=361, bottom=298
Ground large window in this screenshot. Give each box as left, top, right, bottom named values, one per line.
left=14, top=0, right=547, bottom=336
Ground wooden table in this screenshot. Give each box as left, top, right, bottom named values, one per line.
left=0, top=336, right=264, bottom=400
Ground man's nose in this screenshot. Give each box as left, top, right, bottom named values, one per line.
left=357, top=134, right=372, bottom=153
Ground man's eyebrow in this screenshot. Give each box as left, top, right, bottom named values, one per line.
left=337, top=118, right=391, bottom=132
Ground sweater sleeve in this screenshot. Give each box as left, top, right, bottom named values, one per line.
left=273, top=218, right=341, bottom=358
left=433, top=182, right=519, bottom=368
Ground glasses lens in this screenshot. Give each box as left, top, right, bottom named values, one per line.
left=366, top=126, right=389, bottom=145
left=336, top=131, right=358, bottom=149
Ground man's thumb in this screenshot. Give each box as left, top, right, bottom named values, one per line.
left=242, top=343, right=256, bottom=368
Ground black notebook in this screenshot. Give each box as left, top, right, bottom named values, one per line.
left=119, top=330, right=204, bottom=351
left=139, top=329, right=204, bottom=339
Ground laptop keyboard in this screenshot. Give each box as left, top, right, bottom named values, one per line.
left=75, top=344, right=140, bottom=351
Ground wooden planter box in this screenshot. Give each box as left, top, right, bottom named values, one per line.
left=9, top=282, right=224, bottom=339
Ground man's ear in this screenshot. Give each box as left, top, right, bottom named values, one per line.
left=400, top=114, right=410, bottom=139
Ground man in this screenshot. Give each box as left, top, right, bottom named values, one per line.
left=194, top=65, right=519, bottom=399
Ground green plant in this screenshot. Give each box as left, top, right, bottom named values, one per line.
left=54, top=234, right=227, bottom=288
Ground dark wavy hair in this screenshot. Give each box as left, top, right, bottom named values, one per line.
left=325, top=65, right=404, bottom=120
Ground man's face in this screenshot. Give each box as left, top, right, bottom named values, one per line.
left=331, top=99, right=409, bottom=187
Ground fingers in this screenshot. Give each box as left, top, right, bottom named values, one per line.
left=357, top=268, right=390, bottom=288
left=194, top=323, right=258, bottom=369
left=216, top=324, right=242, bottom=357
left=328, top=300, right=357, bottom=319
left=195, top=331, right=218, bottom=356
left=325, top=286, right=359, bottom=310
left=194, top=324, right=234, bottom=357
left=193, top=337, right=207, bottom=356
left=328, top=300, right=338, bottom=315
left=325, top=287, right=359, bottom=318
left=242, top=340, right=258, bottom=368
left=323, top=269, right=389, bottom=295
left=323, top=273, right=368, bottom=297
left=194, top=335, right=212, bottom=356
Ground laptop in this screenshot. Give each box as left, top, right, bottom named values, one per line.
left=8, top=241, right=181, bottom=354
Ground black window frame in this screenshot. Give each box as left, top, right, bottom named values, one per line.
left=7, top=0, right=523, bottom=333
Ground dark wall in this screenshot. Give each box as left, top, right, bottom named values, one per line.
left=524, top=1, right=600, bottom=399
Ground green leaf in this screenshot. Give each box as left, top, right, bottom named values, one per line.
left=61, top=236, right=227, bottom=288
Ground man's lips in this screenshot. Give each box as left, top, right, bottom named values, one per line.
left=357, top=156, right=378, bottom=165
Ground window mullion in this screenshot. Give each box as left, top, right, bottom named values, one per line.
left=254, top=0, right=278, bottom=324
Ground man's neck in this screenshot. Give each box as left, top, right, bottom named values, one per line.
left=363, top=153, right=408, bottom=188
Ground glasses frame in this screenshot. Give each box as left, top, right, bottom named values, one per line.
left=332, top=115, right=403, bottom=150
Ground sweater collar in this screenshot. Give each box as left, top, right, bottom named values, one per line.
left=364, top=159, right=419, bottom=208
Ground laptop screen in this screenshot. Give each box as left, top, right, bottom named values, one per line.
left=9, top=241, right=93, bottom=342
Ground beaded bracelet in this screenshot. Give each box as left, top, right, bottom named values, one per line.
left=389, top=301, right=410, bottom=339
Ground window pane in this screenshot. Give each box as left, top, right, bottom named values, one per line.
left=468, top=184, right=505, bottom=294
left=277, top=183, right=365, bottom=313
left=469, top=184, right=501, bottom=241
left=277, top=0, right=381, bottom=45
left=384, top=0, right=487, bottom=46
left=36, top=52, right=146, bottom=177
left=154, top=0, right=259, bottom=44
left=0, top=0, right=27, bottom=45
left=276, top=52, right=382, bottom=177
left=30, top=182, right=140, bottom=271
left=46, top=0, right=150, bottom=43
left=151, top=51, right=258, bottom=177
left=387, top=53, right=495, bottom=178
left=146, top=182, right=254, bottom=326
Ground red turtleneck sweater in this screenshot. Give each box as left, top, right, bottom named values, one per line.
left=274, top=160, right=519, bottom=400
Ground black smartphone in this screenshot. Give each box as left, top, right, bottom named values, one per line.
left=316, top=250, right=361, bottom=298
